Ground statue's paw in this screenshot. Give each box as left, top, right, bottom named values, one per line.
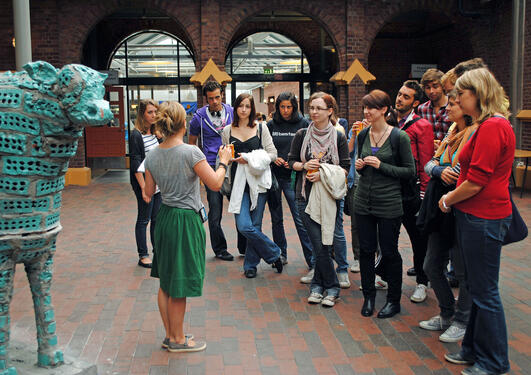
left=0, top=366, right=17, bottom=375
left=37, top=350, right=63, bottom=368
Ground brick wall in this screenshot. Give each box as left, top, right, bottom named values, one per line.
left=368, top=27, right=474, bottom=101
left=0, top=0, right=528, bottom=163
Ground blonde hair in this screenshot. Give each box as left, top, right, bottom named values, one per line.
left=134, top=99, right=158, bottom=134
left=455, top=68, right=510, bottom=123
left=155, top=101, right=187, bottom=137
left=441, top=69, right=457, bottom=93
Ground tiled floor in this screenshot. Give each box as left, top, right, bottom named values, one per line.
left=8, top=171, right=531, bottom=374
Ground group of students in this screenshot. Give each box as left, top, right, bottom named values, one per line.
left=129, top=59, right=515, bottom=375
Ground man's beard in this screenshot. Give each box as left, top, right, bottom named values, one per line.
left=396, top=105, right=412, bottom=115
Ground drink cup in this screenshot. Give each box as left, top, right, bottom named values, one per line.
left=228, top=143, right=235, bottom=159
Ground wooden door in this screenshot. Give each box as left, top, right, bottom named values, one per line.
left=85, top=86, right=125, bottom=157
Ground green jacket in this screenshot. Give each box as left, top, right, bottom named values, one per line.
left=353, top=129, right=415, bottom=218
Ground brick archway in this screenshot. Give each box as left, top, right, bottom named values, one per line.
left=363, top=1, right=475, bottom=101
left=226, top=25, right=338, bottom=77
left=56, top=0, right=199, bottom=68
left=218, top=1, right=346, bottom=71
left=362, top=0, right=470, bottom=59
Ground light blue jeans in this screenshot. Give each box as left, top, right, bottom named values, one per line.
left=267, top=175, right=313, bottom=266
left=236, top=191, right=281, bottom=272
left=308, top=199, right=349, bottom=274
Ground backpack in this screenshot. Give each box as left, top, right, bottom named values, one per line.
left=357, top=126, right=421, bottom=212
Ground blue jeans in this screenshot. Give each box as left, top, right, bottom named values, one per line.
left=424, top=233, right=470, bottom=324
left=205, top=183, right=247, bottom=255
left=297, top=200, right=340, bottom=297
left=333, top=199, right=349, bottom=273
left=132, top=186, right=161, bottom=258
left=455, top=209, right=511, bottom=374
left=236, top=191, right=281, bottom=271
left=267, top=175, right=313, bottom=266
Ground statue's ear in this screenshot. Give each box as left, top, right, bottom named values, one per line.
left=22, top=61, right=58, bottom=85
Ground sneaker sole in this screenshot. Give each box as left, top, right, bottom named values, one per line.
left=308, top=298, right=322, bottom=304
left=410, top=296, right=427, bottom=303
left=300, top=279, right=312, bottom=284
left=162, top=334, right=194, bottom=348
left=419, top=323, right=447, bottom=331
left=444, top=353, right=474, bottom=365
left=321, top=301, right=335, bottom=307
left=167, top=341, right=207, bottom=353
left=439, top=334, right=465, bottom=343
left=339, top=283, right=351, bottom=289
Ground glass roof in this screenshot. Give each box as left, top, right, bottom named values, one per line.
left=225, top=32, right=309, bottom=75
left=109, top=31, right=195, bottom=78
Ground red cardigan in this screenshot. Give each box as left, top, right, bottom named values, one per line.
left=455, top=116, right=515, bottom=219
left=401, top=113, right=434, bottom=192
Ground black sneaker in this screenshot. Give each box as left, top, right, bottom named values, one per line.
left=272, top=257, right=283, bottom=273
left=444, top=352, right=474, bottom=365
left=215, top=251, right=234, bottom=261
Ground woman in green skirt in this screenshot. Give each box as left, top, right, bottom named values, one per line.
left=143, top=101, right=232, bottom=353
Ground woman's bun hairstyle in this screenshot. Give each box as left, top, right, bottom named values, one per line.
left=155, top=101, right=186, bottom=137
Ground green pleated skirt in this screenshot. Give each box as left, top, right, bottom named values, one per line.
left=150, top=204, right=206, bottom=298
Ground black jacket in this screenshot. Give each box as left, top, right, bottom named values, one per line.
left=267, top=113, right=309, bottom=179
left=129, top=129, right=161, bottom=189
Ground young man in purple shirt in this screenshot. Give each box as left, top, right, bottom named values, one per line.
left=188, top=81, right=246, bottom=261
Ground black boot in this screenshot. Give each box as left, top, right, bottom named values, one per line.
left=377, top=301, right=401, bottom=318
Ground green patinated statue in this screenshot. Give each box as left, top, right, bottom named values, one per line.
left=0, top=61, right=113, bottom=374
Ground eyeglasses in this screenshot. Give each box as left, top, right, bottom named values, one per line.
left=308, top=106, right=329, bottom=112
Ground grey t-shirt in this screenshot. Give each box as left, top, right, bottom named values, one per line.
left=144, top=143, right=206, bottom=211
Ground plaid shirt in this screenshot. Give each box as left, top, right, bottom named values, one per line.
left=417, top=100, right=452, bottom=141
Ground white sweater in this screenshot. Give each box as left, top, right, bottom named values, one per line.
left=228, top=149, right=272, bottom=214
left=305, top=164, right=347, bottom=245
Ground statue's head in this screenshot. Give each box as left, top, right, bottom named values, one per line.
left=18, top=61, right=113, bottom=128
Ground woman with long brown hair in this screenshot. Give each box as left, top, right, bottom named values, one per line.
left=129, top=99, right=161, bottom=268
left=222, top=93, right=283, bottom=279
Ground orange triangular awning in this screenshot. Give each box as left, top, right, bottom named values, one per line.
left=190, top=58, right=232, bottom=86
left=330, top=59, right=376, bottom=85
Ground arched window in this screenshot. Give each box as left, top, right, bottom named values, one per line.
left=224, top=32, right=311, bottom=114
left=109, top=31, right=195, bottom=78
left=225, top=32, right=309, bottom=75
left=106, top=31, right=198, bottom=151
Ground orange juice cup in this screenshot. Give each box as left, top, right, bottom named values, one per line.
left=227, top=143, right=235, bottom=159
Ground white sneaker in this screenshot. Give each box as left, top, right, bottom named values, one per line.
left=300, top=269, right=314, bottom=284
left=439, top=322, right=466, bottom=342
left=307, top=292, right=323, bottom=304
left=375, top=276, right=388, bottom=289
left=359, top=275, right=388, bottom=290
left=419, top=315, right=452, bottom=331
left=321, top=295, right=338, bottom=307
left=338, top=272, right=351, bottom=288
left=350, top=260, right=360, bottom=273
left=410, top=284, right=428, bottom=303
